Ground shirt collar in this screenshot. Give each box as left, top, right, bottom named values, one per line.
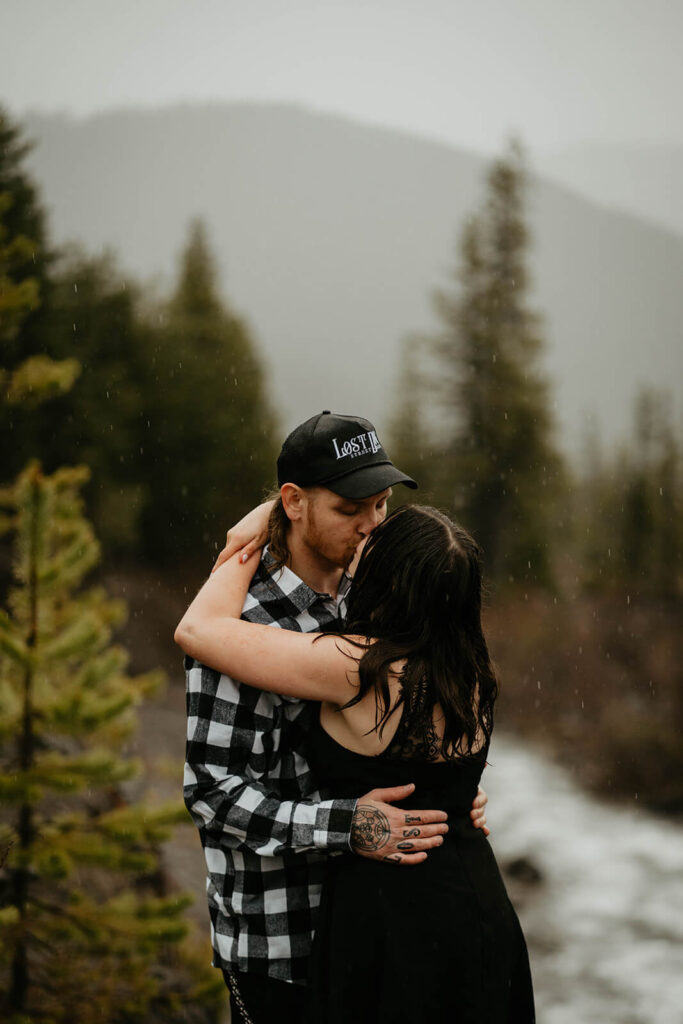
left=260, top=546, right=351, bottom=611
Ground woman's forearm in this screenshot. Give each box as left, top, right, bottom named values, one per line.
left=174, top=552, right=361, bottom=704
left=175, top=551, right=257, bottom=647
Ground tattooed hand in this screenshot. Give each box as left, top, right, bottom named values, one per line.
left=350, top=784, right=448, bottom=865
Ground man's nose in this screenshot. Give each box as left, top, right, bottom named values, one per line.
left=357, top=508, right=382, bottom=536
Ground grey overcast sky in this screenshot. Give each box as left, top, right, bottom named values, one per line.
left=2, top=0, right=682, bottom=156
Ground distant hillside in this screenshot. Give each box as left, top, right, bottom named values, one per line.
left=23, top=103, right=683, bottom=451
left=538, top=142, right=683, bottom=239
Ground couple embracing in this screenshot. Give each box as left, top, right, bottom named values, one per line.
left=175, top=411, right=535, bottom=1023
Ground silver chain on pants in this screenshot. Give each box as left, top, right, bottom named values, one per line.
left=225, top=970, right=256, bottom=1024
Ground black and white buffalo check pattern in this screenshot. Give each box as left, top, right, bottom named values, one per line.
left=184, top=549, right=356, bottom=984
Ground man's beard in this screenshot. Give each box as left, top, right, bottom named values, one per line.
left=303, top=508, right=357, bottom=570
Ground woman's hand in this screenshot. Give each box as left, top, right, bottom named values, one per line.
left=212, top=499, right=275, bottom=573
left=470, top=786, right=489, bottom=836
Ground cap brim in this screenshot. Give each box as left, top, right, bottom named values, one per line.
left=325, top=463, right=418, bottom=500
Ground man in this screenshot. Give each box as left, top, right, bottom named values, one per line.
left=182, top=411, right=488, bottom=1024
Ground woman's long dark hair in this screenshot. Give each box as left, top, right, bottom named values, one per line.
left=341, top=505, right=498, bottom=759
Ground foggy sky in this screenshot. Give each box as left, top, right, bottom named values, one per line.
left=2, top=0, right=682, bottom=157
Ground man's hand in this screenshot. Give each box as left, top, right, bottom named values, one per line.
left=351, top=784, right=448, bottom=865
left=470, top=786, right=489, bottom=836
left=211, top=500, right=275, bottom=573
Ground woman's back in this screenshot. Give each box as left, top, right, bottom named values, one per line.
left=305, top=713, right=535, bottom=1024
left=314, top=705, right=486, bottom=814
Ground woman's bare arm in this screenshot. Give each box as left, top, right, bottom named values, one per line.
left=211, top=499, right=276, bottom=573
left=175, top=552, right=363, bottom=705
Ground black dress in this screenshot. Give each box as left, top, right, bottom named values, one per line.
left=305, top=714, right=535, bottom=1023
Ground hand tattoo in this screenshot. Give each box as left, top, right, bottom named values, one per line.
left=351, top=804, right=391, bottom=853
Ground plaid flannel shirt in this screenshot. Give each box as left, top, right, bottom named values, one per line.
left=184, top=549, right=357, bottom=985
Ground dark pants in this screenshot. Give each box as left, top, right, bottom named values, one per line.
left=223, top=968, right=308, bottom=1024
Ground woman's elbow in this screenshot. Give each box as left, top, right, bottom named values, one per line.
left=174, top=619, right=194, bottom=651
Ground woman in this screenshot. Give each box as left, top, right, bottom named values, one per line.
left=176, top=505, right=535, bottom=1023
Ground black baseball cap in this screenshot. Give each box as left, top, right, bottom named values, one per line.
left=277, top=411, right=418, bottom=500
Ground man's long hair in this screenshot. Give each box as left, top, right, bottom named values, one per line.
left=266, top=493, right=290, bottom=571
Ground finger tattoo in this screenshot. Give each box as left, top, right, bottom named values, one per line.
left=351, top=804, right=391, bottom=852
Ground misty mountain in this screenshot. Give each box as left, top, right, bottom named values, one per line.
left=22, top=103, right=683, bottom=452
left=538, top=141, right=683, bottom=239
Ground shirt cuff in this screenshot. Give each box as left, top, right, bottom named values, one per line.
left=313, top=798, right=358, bottom=852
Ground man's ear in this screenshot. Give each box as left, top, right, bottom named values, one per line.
left=280, top=483, right=306, bottom=522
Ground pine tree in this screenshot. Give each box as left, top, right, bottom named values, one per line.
left=584, top=389, right=682, bottom=598
left=431, top=143, right=563, bottom=586
left=141, top=218, right=278, bottom=563
left=0, top=187, right=39, bottom=345
left=0, top=108, right=79, bottom=417
left=0, top=108, right=49, bottom=348
left=387, top=337, right=435, bottom=499
left=30, top=247, right=151, bottom=552
left=0, top=113, right=222, bottom=1023
left=0, top=462, right=221, bottom=1022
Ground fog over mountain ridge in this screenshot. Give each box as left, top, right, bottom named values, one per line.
left=538, top=141, right=683, bottom=240
left=22, top=103, right=683, bottom=452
